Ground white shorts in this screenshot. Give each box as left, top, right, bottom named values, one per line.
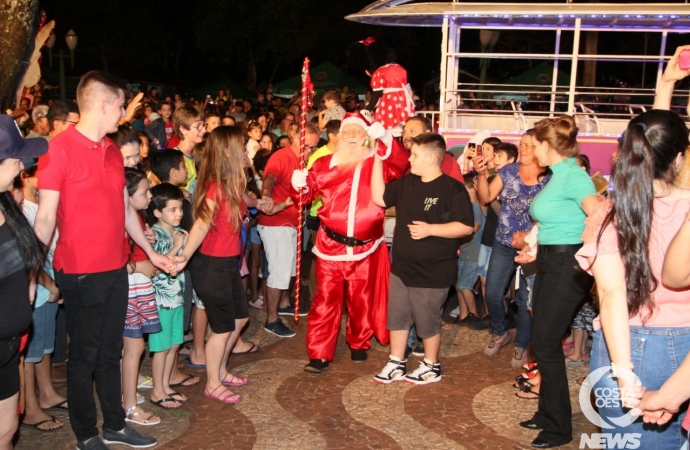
left=257, top=225, right=297, bottom=290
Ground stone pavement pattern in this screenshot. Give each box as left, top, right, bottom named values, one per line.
left=16, top=306, right=596, bottom=450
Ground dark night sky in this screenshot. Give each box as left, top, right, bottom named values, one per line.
left=37, top=0, right=690, bottom=98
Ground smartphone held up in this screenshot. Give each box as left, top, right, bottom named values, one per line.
left=680, top=49, right=690, bottom=70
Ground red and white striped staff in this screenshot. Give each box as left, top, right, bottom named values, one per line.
left=294, top=57, right=313, bottom=324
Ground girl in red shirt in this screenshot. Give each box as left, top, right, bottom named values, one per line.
left=176, top=126, right=266, bottom=404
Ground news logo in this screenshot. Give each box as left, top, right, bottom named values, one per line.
left=578, top=366, right=642, bottom=449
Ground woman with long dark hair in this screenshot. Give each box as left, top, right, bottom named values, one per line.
left=523, top=115, right=599, bottom=448
left=576, top=46, right=690, bottom=450
left=0, top=114, right=48, bottom=449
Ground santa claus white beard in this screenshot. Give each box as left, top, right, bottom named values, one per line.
left=334, top=139, right=370, bottom=167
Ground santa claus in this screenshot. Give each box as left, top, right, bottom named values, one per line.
left=291, top=112, right=409, bottom=373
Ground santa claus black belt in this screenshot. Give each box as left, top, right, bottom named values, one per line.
left=322, top=225, right=371, bottom=247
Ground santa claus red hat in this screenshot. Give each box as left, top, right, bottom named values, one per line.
left=340, top=111, right=371, bottom=130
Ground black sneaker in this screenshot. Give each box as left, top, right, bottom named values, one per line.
left=457, top=312, right=479, bottom=327
left=264, top=319, right=296, bottom=338
left=76, top=437, right=110, bottom=450
left=304, top=359, right=330, bottom=373
left=468, top=315, right=491, bottom=330
left=373, top=357, right=407, bottom=384
left=278, top=305, right=309, bottom=317
left=102, top=425, right=157, bottom=448
left=351, top=349, right=367, bottom=362
left=405, top=360, right=442, bottom=385
left=412, top=342, right=424, bottom=356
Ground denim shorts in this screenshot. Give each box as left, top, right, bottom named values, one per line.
left=25, top=301, right=58, bottom=363
left=250, top=225, right=262, bottom=245
left=477, top=244, right=492, bottom=279
left=456, top=260, right=479, bottom=290
left=591, top=326, right=690, bottom=450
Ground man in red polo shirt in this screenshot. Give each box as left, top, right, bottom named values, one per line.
left=34, top=71, right=171, bottom=450
left=402, top=116, right=462, bottom=181
left=258, top=122, right=320, bottom=338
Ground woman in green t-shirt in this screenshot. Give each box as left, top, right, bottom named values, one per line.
left=521, top=115, right=600, bottom=448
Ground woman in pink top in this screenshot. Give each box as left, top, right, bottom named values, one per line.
left=576, top=45, right=690, bottom=450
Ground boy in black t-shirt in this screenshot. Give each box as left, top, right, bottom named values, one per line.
left=371, top=133, right=474, bottom=384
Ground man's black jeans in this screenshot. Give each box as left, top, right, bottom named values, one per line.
left=55, top=266, right=128, bottom=442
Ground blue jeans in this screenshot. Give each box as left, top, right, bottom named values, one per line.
left=591, top=327, right=690, bottom=450
left=485, top=242, right=530, bottom=349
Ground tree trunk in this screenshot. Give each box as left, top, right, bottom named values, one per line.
left=582, top=32, right=598, bottom=87
left=0, top=0, right=40, bottom=111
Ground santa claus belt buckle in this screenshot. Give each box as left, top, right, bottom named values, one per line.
left=323, top=225, right=370, bottom=247
left=343, top=236, right=362, bottom=247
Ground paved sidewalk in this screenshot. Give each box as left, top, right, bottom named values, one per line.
left=16, top=302, right=596, bottom=449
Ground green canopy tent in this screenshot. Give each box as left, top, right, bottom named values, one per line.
left=491, top=62, right=571, bottom=103
left=187, top=78, right=250, bottom=102
left=503, top=62, right=570, bottom=88
left=272, top=62, right=368, bottom=98
left=494, top=62, right=570, bottom=92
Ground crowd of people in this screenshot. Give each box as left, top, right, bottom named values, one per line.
left=1, top=44, right=690, bottom=450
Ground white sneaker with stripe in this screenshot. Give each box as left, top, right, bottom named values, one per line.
left=373, top=357, right=407, bottom=384
left=404, top=359, right=442, bottom=385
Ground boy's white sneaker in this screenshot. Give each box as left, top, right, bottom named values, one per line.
left=404, top=359, right=442, bottom=385
left=373, top=357, right=407, bottom=384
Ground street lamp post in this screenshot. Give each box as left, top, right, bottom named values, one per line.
left=45, top=30, right=78, bottom=99
left=65, top=29, right=78, bottom=68
left=46, top=33, right=56, bottom=67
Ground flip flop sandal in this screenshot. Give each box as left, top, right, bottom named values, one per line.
left=125, top=406, right=161, bottom=426
left=184, top=357, right=206, bottom=370
left=221, top=373, right=249, bottom=387
left=204, top=385, right=241, bottom=404
left=21, top=415, right=63, bottom=432
left=137, top=377, right=154, bottom=389
left=170, top=374, right=200, bottom=387
left=232, top=342, right=260, bottom=355
left=515, top=385, right=540, bottom=400
left=44, top=400, right=68, bottom=411
left=167, top=390, right=188, bottom=402
left=149, top=397, right=181, bottom=410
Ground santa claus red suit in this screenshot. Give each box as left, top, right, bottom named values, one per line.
left=291, top=113, right=409, bottom=369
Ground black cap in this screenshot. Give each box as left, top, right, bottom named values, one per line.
left=0, top=115, right=49, bottom=160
